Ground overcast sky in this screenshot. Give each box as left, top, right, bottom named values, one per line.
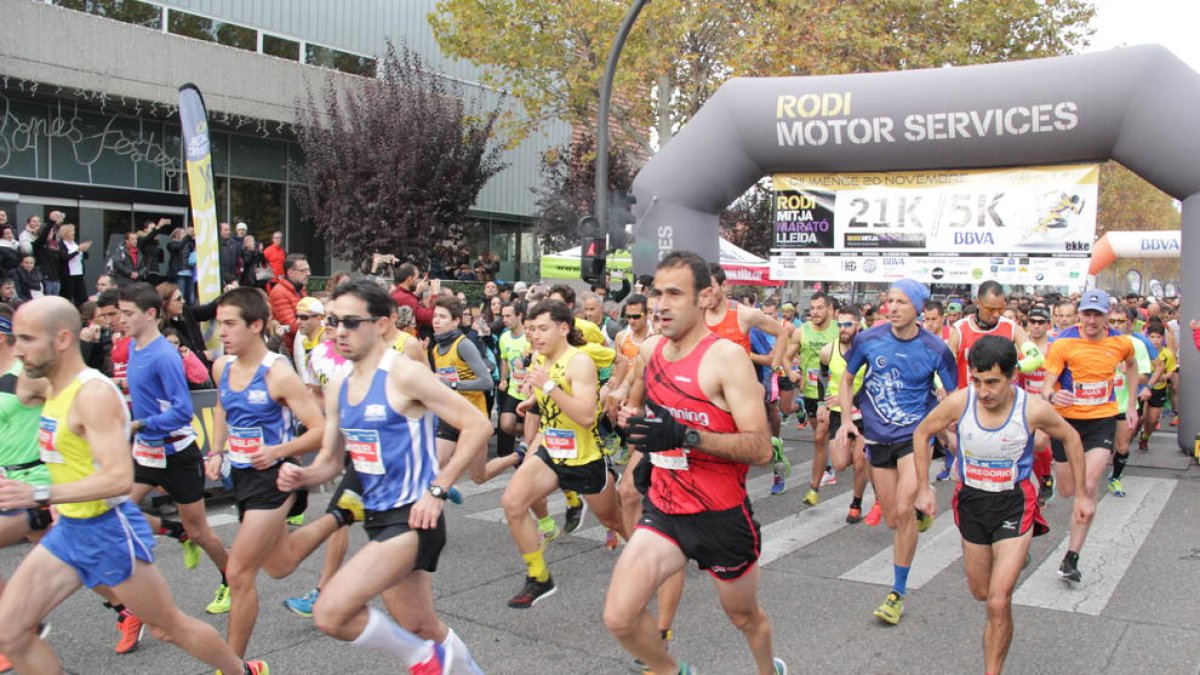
left=1086, top=0, right=1200, bottom=72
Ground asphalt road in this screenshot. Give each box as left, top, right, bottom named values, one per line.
left=4, top=422, right=1198, bottom=675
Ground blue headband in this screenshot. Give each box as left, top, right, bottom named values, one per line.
left=0, top=315, right=10, bottom=336
left=890, top=279, right=929, bottom=313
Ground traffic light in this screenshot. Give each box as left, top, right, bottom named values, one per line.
left=578, top=214, right=606, bottom=283
left=608, top=190, right=637, bottom=250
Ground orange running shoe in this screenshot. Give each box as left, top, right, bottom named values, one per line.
left=864, top=502, right=883, bottom=527
left=114, top=608, right=145, bottom=654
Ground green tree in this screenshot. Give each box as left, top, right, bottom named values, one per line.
left=1095, top=162, right=1181, bottom=293
left=532, top=134, right=636, bottom=254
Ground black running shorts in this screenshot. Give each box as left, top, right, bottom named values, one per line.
left=499, top=391, right=524, bottom=416
left=1147, top=388, right=1167, bottom=409
left=435, top=418, right=460, bottom=443
left=232, top=462, right=308, bottom=520
left=133, top=442, right=206, bottom=505
left=865, top=439, right=915, bottom=469
left=534, top=449, right=610, bottom=495
left=363, top=505, right=446, bottom=573
left=639, top=497, right=761, bottom=582
left=827, top=410, right=864, bottom=435
left=803, top=396, right=821, bottom=420
left=1051, top=416, right=1116, bottom=462
left=952, top=480, right=1048, bottom=546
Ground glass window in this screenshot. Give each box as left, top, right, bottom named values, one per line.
left=305, top=44, right=376, bottom=77
left=214, top=22, right=256, bottom=51
left=49, top=110, right=137, bottom=187
left=263, top=34, right=300, bottom=61
left=0, top=99, right=50, bottom=180
left=135, top=119, right=184, bottom=191
left=228, top=134, right=286, bottom=181
left=229, top=178, right=284, bottom=243
left=54, top=0, right=162, bottom=30
left=168, top=10, right=215, bottom=42
left=287, top=193, right=326, bottom=275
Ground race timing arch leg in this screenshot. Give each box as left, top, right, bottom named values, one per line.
left=1181, top=195, right=1198, bottom=455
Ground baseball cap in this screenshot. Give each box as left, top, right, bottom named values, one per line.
left=513, top=281, right=528, bottom=294
left=1078, top=288, right=1110, bottom=314
left=235, top=222, right=248, bottom=232
left=295, top=297, right=325, bottom=315
left=1028, top=306, right=1051, bottom=321
left=946, top=301, right=963, bottom=312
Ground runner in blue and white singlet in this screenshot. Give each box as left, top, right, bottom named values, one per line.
left=219, top=352, right=293, bottom=471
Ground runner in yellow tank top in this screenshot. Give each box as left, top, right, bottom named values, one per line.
left=821, top=307, right=872, bottom=524
left=0, top=296, right=267, bottom=675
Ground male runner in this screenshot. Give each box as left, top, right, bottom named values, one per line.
left=1140, top=323, right=1174, bottom=450
left=278, top=279, right=486, bottom=674
left=120, top=283, right=231, bottom=612
left=1052, top=299, right=1078, bottom=337
left=1041, top=288, right=1139, bottom=583
left=820, top=307, right=871, bottom=524
left=784, top=292, right=839, bottom=501
left=834, top=279, right=957, bottom=624
left=1017, top=306, right=1057, bottom=506
left=606, top=251, right=786, bottom=675
left=500, top=299, right=627, bottom=608
left=207, top=287, right=359, bottom=657
left=1106, top=305, right=1152, bottom=497
left=0, top=297, right=267, bottom=675
left=913, top=335, right=1092, bottom=675
left=429, top=297, right=495, bottom=479
left=923, top=300, right=951, bottom=341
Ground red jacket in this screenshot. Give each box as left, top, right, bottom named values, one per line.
left=263, top=244, right=286, bottom=278
left=269, top=277, right=305, bottom=341
left=391, top=284, right=434, bottom=329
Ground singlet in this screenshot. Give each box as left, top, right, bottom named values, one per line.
left=826, top=343, right=865, bottom=418
left=706, top=304, right=751, bottom=353
left=575, top=318, right=607, bottom=346
left=1044, top=326, right=1134, bottom=420
left=644, top=333, right=745, bottom=515
left=799, top=322, right=839, bottom=399
left=111, top=335, right=132, bottom=384
left=533, top=347, right=602, bottom=467
left=295, top=327, right=326, bottom=385
left=955, top=386, right=1035, bottom=491
left=953, top=316, right=1017, bottom=392
left=1113, top=336, right=1151, bottom=411
left=1154, top=347, right=1177, bottom=389
left=392, top=330, right=414, bottom=354
left=1017, top=339, right=1051, bottom=395
left=845, top=324, right=958, bottom=445
left=498, top=330, right=529, bottom=400
left=219, top=352, right=293, bottom=470
left=0, top=361, right=50, bottom=485
left=338, top=350, right=439, bottom=511
left=39, top=369, right=129, bottom=518
left=432, top=335, right=488, bottom=416
left=618, top=328, right=647, bottom=361
left=308, top=340, right=351, bottom=387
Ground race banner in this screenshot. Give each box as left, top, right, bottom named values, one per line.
left=770, top=164, right=1099, bottom=287
left=178, top=84, right=221, bottom=304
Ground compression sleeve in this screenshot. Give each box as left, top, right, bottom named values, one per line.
left=454, top=339, right=495, bottom=392
left=1017, top=341, right=1045, bottom=374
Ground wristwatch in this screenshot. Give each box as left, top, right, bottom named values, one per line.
left=682, top=428, right=701, bottom=449
left=428, top=484, right=450, bottom=500
left=542, top=380, right=557, bottom=394
left=450, top=381, right=458, bottom=390
left=32, top=485, right=51, bottom=507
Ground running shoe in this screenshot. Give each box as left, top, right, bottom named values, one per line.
left=447, top=486, right=464, bottom=505
left=218, top=661, right=270, bottom=675
left=771, top=437, right=791, bottom=478
left=286, top=514, right=305, bottom=526
left=283, top=588, right=319, bottom=618
left=409, top=643, right=446, bottom=675
left=632, top=629, right=673, bottom=673
left=916, top=510, right=934, bottom=533
left=677, top=661, right=698, bottom=675
left=0, top=652, right=9, bottom=673
left=846, top=506, right=863, bottom=524
left=1171, top=416, right=1179, bottom=427
left=605, top=529, right=619, bottom=551
left=207, top=582, right=232, bottom=614
left=514, top=442, right=528, bottom=467
left=935, top=468, right=951, bottom=482
left=795, top=419, right=808, bottom=430
left=770, top=473, right=787, bottom=496
left=182, top=538, right=201, bottom=570
left=336, top=489, right=366, bottom=523
left=773, top=657, right=789, bottom=674
left=819, top=468, right=837, bottom=487
left=873, top=591, right=904, bottom=625
left=563, top=499, right=588, bottom=534
left=1038, top=478, right=1054, bottom=507
left=507, top=576, right=557, bottom=609
left=0, top=624, right=52, bottom=673
left=864, top=502, right=883, bottom=527
left=1107, top=476, right=1126, bottom=497
left=114, top=608, right=145, bottom=654
left=1138, top=437, right=1149, bottom=452
left=802, top=489, right=820, bottom=506
left=1058, top=556, right=1082, bottom=583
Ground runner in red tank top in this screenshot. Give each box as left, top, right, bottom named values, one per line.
left=606, top=252, right=786, bottom=675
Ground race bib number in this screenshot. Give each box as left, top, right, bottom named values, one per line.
left=133, top=441, right=167, bottom=469
left=227, top=426, right=264, bottom=466
left=850, top=406, right=863, bottom=421
left=437, top=367, right=460, bottom=385
left=962, top=455, right=1015, bottom=492
left=1073, top=380, right=1111, bottom=406
left=344, top=428, right=385, bottom=475
left=37, top=417, right=64, bottom=464
left=543, top=428, right=578, bottom=460
left=806, top=368, right=821, bottom=384
left=1022, top=371, right=1045, bottom=394
left=650, top=449, right=689, bottom=471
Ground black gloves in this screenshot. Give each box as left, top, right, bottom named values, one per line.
left=626, top=400, right=688, bottom=454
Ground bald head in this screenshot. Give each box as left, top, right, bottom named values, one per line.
left=17, top=296, right=81, bottom=341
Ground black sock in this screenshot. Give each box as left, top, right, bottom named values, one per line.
left=330, top=508, right=353, bottom=527
left=850, top=496, right=863, bottom=510
left=103, top=602, right=126, bottom=616
left=159, top=519, right=186, bottom=541
left=221, top=569, right=228, bottom=586
left=1112, top=453, right=1128, bottom=480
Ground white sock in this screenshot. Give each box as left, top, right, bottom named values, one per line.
left=351, top=607, right=434, bottom=665
left=442, top=627, right=484, bottom=675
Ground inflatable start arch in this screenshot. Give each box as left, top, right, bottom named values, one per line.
left=630, top=45, right=1199, bottom=452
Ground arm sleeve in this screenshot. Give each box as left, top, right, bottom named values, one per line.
left=454, top=339, right=494, bottom=392
left=140, top=349, right=195, bottom=435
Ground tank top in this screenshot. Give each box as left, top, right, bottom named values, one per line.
left=706, top=304, right=751, bottom=353
left=799, top=322, right=838, bottom=399
left=338, top=350, right=439, bottom=511
left=955, top=385, right=1034, bottom=491
left=644, top=333, right=746, bottom=515
left=825, top=343, right=865, bottom=418
left=0, top=361, right=43, bottom=469
left=953, top=316, right=1016, bottom=391
left=618, top=328, right=646, bottom=361
left=38, top=369, right=130, bottom=518
left=431, top=335, right=487, bottom=415
left=219, top=352, right=293, bottom=470
left=392, top=331, right=413, bottom=354
left=533, top=347, right=602, bottom=467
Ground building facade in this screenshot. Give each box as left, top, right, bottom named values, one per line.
left=0, top=0, right=566, bottom=283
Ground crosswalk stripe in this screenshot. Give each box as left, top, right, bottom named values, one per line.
left=208, top=513, right=238, bottom=527
left=1012, top=475, right=1175, bottom=615
left=457, top=474, right=512, bottom=498
left=837, top=509, right=962, bottom=589
left=759, top=490, right=855, bottom=566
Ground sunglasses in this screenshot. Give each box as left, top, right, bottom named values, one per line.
left=1029, top=319, right=1049, bottom=325
left=836, top=321, right=855, bottom=328
left=296, top=314, right=319, bottom=321
left=624, top=313, right=643, bottom=320
left=326, top=316, right=381, bottom=330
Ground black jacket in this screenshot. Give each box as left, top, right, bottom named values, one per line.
left=111, top=242, right=149, bottom=286
left=166, top=299, right=218, bottom=374
left=219, top=236, right=240, bottom=285
left=166, top=236, right=195, bottom=277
